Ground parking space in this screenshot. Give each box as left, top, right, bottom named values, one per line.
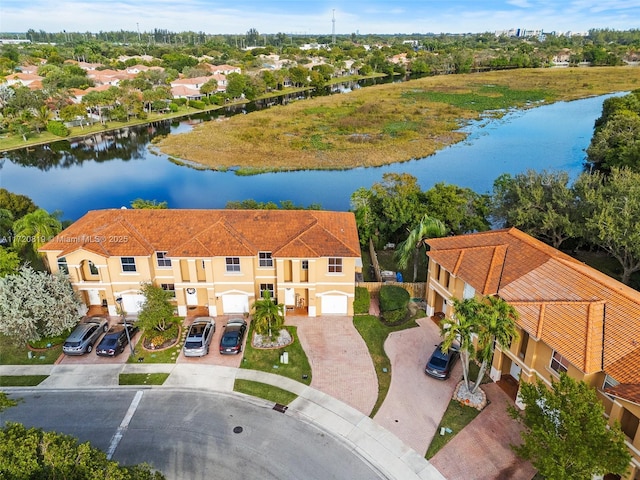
left=373, top=317, right=460, bottom=456
left=176, top=315, right=247, bottom=368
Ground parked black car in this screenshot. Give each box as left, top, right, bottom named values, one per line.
left=96, top=323, right=139, bottom=357
left=425, top=342, right=459, bottom=380
left=219, top=318, right=247, bottom=355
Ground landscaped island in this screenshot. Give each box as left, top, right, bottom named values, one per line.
left=156, top=67, right=640, bottom=173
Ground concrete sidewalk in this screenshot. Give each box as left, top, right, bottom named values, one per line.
left=0, top=363, right=445, bottom=480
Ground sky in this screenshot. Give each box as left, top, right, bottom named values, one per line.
left=1, top=0, right=638, bottom=36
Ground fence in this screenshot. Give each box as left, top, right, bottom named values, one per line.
left=356, top=281, right=427, bottom=300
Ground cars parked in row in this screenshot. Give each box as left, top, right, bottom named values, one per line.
left=425, top=342, right=459, bottom=380
left=183, top=317, right=216, bottom=357
left=219, top=318, right=247, bottom=355
left=62, top=317, right=109, bottom=355
left=96, top=323, right=139, bottom=357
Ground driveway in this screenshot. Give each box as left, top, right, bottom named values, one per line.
left=286, top=315, right=378, bottom=415
left=430, top=383, right=536, bottom=480
left=374, top=317, right=460, bottom=455
left=176, top=315, right=245, bottom=368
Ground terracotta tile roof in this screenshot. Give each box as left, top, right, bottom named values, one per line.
left=40, top=209, right=361, bottom=261
left=604, top=382, right=640, bottom=406
left=426, top=228, right=640, bottom=383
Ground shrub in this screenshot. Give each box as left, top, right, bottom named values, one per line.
left=188, top=100, right=205, bottom=109
left=381, top=308, right=407, bottom=324
left=46, top=120, right=70, bottom=137
left=168, top=102, right=179, bottom=112
left=354, top=287, right=370, bottom=314
left=173, top=98, right=187, bottom=106
left=379, top=285, right=410, bottom=312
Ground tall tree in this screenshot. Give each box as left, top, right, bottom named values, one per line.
left=11, top=208, right=62, bottom=255
left=440, top=297, right=478, bottom=394
left=137, top=283, right=175, bottom=332
left=130, top=198, right=168, bottom=209
left=510, top=374, right=630, bottom=480
left=423, top=182, right=490, bottom=235
left=491, top=170, right=578, bottom=249
left=0, top=265, right=83, bottom=345
left=251, top=290, right=284, bottom=339
left=395, top=215, right=447, bottom=282
left=574, top=167, right=640, bottom=285
left=471, top=296, right=518, bottom=394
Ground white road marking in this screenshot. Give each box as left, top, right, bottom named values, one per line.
left=106, top=390, right=144, bottom=460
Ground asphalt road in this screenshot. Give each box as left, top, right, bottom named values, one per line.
left=1, top=389, right=385, bottom=480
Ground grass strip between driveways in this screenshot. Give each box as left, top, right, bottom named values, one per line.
left=234, top=379, right=298, bottom=405
left=425, top=399, right=481, bottom=459
left=119, top=373, right=169, bottom=386
left=241, top=325, right=312, bottom=386
left=0, top=375, right=49, bottom=387
left=353, top=314, right=420, bottom=417
left=0, top=334, right=62, bottom=365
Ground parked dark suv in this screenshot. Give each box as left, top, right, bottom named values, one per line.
left=96, top=323, right=139, bottom=357
left=62, top=318, right=109, bottom=355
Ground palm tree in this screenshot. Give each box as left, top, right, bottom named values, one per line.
left=12, top=208, right=62, bottom=255
left=440, top=297, right=479, bottom=393
left=251, top=290, right=284, bottom=339
left=471, top=296, right=519, bottom=394
left=395, top=215, right=447, bottom=282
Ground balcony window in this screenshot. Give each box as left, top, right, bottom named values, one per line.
left=260, top=283, right=275, bottom=298
left=328, top=257, right=342, bottom=273
left=156, top=251, right=172, bottom=268
left=57, top=257, right=69, bottom=274
left=88, top=260, right=99, bottom=276
left=259, top=252, right=273, bottom=267
left=161, top=283, right=176, bottom=298
left=121, top=257, right=136, bottom=273
left=225, top=257, right=240, bottom=273
left=550, top=350, right=568, bottom=374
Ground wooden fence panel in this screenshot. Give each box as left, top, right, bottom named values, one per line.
left=356, top=282, right=427, bottom=299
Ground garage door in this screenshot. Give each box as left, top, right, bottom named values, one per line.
left=120, top=294, right=145, bottom=314
left=222, top=294, right=249, bottom=314
left=321, top=295, right=348, bottom=315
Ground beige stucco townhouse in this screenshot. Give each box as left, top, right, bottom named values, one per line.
left=425, top=228, right=640, bottom=479
left=40, top=209, right=362, bottom=318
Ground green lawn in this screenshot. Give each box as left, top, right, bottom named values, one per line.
left=0, top=375, right=48, bottom=387
left=234, top=379, right=298, bottom=405
left=425, top=398, right=481, bottom=459
left=127, top=322, right=184, bottom=364
left=353, top=314, right=420, bottom=417
left=0, top=334, right=62, bottom=365
left=241, top=325, right=312, bottom=385
left=118, top=373, right=169, bottom=385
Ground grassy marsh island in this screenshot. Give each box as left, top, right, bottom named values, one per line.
left=156, top=67, right=640, bottom=173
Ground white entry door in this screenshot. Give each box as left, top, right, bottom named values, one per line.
left=186, top=288, right=198, bottom=306
left=510, top=362, right=522, bottom=381
left=284, top=288, right=295, bottom=306
left=87, top=289, right=101, bottom=305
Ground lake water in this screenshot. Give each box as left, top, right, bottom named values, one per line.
left=1, top=93, right=621, bottom=221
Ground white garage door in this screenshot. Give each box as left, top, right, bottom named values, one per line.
left=222, top=294, right=249, bottom=314
left=321, top=295, right=348, bottom=315
left=121, top=294, right=145, bottom=314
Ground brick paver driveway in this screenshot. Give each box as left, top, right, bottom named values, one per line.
left=373, top=317, right=460, bottom=455
left=286, top=315, right=378, bottom=415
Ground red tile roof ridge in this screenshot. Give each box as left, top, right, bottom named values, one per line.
left=485, top=244, right=508, bottom=294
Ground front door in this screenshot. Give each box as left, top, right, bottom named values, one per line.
left=186, top=288, right=198, bottom=306
left=87, top=289, right=101, bottom=305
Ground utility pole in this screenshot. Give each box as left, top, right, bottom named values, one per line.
left=332, top=9, right=336, bottom=45
left=137, top=22, right=141, bottom=42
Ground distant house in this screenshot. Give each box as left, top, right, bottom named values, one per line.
left=40, top=209, right=362, bottom=318
left=4, top=72, right=43, bottom=89
left=425, top=228, right=640, bottom=479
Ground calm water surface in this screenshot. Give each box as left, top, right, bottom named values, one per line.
left=1, top=93, right=621, bottom=221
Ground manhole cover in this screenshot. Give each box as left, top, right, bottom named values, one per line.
left=233, top=426, right=243, bottom=434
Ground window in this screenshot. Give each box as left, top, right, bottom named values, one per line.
left=519, top=331, right=529, bottom=359
left=225, top=257, right=240, bottom=273
left=161, top=283, right=176, bottom=298
left=88, top=260, right=98, bottom=276
left=156, top=251, right=172, bottom=267
left=121, top=257, right=136, bottom=272
left=302, top=260, right=308, bottom=270
left=328, top=258, right=342, bottom=273
left=260, top=283, right=275, bottom=299
left=259, top=252, right=273, bottom=267
left=463, top=283, right=475, bottom=299
left=57, top=257, right=69, bottom=274
left=550, top=350, right=569, bottom=374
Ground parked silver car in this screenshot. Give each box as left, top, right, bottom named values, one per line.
left=183, top=317, right=216, bottom=357
left=62, top=317, right=109, bottom=355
